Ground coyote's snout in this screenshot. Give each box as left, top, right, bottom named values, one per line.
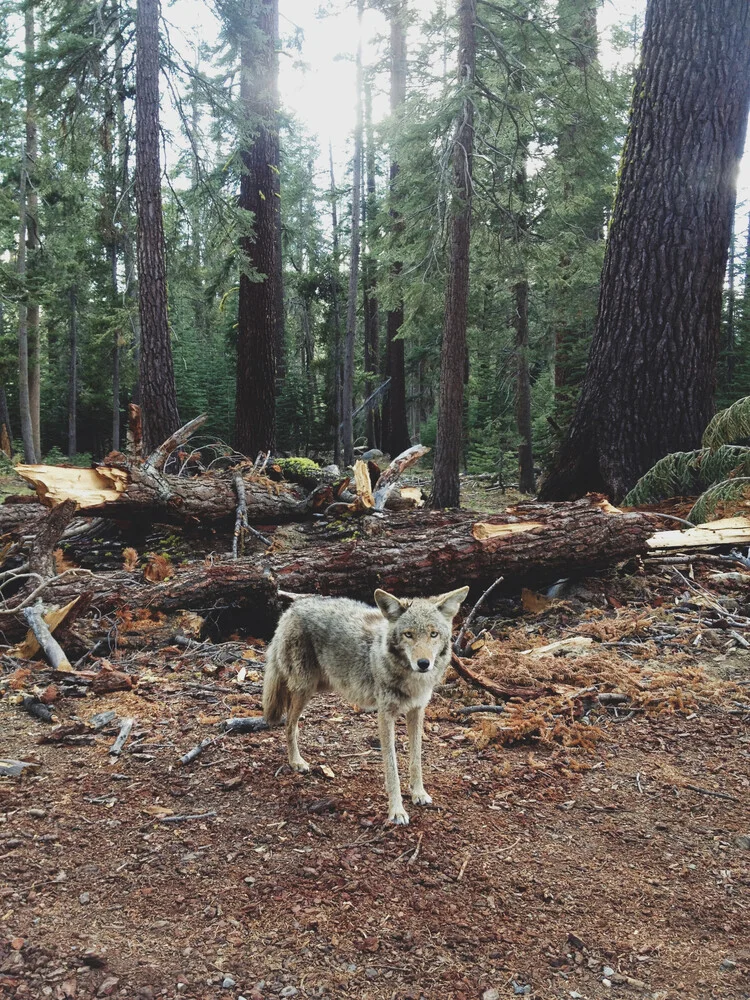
left=262, top=586, right=470, bottom=824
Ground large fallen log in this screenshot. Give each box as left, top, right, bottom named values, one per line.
left=28, top=497, right=654, bottom=616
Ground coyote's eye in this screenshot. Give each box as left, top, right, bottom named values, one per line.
left=403, top=631, right=413, bottom=638
left=430, top=631, right=438, bottom=638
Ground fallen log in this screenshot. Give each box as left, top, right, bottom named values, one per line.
left=32, top=497, right=652, bottom=618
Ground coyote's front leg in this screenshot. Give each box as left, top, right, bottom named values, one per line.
left=378, top=710, right=408, bottom=824
left=406, top=706, right=432, bottom=806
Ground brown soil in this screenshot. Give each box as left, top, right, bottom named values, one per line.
left=1, top=520, right=749, bottom=1000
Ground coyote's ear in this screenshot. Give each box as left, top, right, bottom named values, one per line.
left=374, top=589, right=407, bottom=621
left=432, top=586, right=470, bottom=620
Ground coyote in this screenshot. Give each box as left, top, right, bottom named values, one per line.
left=262, top=586, right=470, bottom=824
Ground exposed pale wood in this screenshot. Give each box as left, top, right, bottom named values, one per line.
left=21, top=603, right=73, bottom=671
left=472, top=521, right=542, bottom=540
left=646, top=516, right=750, bottom=551
left=16, top=465, right=126, bottom=508
left=11, top=597, right=83, bottom=664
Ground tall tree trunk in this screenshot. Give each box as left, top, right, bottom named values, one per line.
left=235, top=0, right=281, bottom=457
left=541, top=0, right=750, bottom=501
left=329, top=143, right=343, bottom=466
left=514, top=275, right=534, bottom=493
left=17, top=148, right=36, bottom=464
left=431, top=0, right=476, bottom=509
left=24, top=5, right=41, bottom=460
left=551, top=0, right=604, bottom=434
left=362, top=71, right=381, bottom=450
left=135, top=0, right=181, bottom=453
left=382, top=0, right=411, bottom=458
left=68, top=288, right=77, bottom=458
left=342, top=0, right=364, bottom=468
left=725, top=214, right=737, bottom=392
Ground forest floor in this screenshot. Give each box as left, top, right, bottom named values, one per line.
left=1, top=480, right=749, bottom=1000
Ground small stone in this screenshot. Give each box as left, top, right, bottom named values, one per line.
left=280, top=989, right=298, bottom=998
left=721, top=959, right=737, bottom=971
left=512, top=985, right=531, bottom=996
left=736, top=835, right=750, bottom=850
left=603, top=966, right=615, bottom=977
left=222, top=977, right=236, bottom=989
left=96, top=978, right=120, bottom=997
left=365, top=968, right=379, bottom=979
left=10, top=938, right=24, bottom=951
left=79, top=893, right=90, bottom=905
left=28, top=808, right=47, bottom=818
left=243, top=877, right=255, bottom=884
left=602, top=979, right=612, bottom=988
left=136, top=989, right=155, bottom=999
left=176, top=985, right=186, bottom=994
left=482, top=990, right=500, bottom=1000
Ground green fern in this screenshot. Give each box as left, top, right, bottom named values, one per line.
left=688, top=478, right=750, bottom=524
left=702, top=395, right=750, bottom=450
left=624, top=445, right=750, bottom=506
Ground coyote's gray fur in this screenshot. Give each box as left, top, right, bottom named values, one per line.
left=262, top=586, right=470, bottom=824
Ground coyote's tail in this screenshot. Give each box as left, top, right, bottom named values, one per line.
left=262, top=646, right=290, bottom=725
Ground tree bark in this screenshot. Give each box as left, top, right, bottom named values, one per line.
left=342, top=0, right=365, bottom=468
left=329, top=142, right=343, bottom=466
left=362, top=72, right=381, bottom=451
left=36, top=498, right=655, bottom=618
left=25, top=4, right=41, bottom=462
left=382, top=0, right=411, bottom=459
left=17, top=146, right=36, bottom=464
left=135, top=0, right=181, bottom=453
left=235, top=0, right=281, bottom=457
left=514, top=274, right=534, bottom=493
left=68, top=288, right=78, bottom=457
left=551, top=0, right=605, bottom=434
left=541, top=0, right=750, bottom=501
left=432, top=0, right=476, bottom=508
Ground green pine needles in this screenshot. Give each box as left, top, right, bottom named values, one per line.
left=624, top=396, right=750, bottom=522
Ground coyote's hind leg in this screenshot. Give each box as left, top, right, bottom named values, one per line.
left=286, top=690, right=312, bottom=772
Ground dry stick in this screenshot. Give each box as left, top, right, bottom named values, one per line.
left=453, top=704, right=505, bottom=716
left=372, top=444, right=430, bottom=509
left=157, top=811, right=217, bottom=824
left=674, top=569, right=750, bottom=627
left=179, top=735, right=225, bottom=765
left=449, top=651, right=543, bottom=703
left=144, top=413, right=208, bottom=473
left=232, top=471, right=270, bottom=557
left=109, top=717, right=134, bottom=756
left=683, top=783, right=739, bottom=803
left=0, top=569, right=93, bottom=616
left=453, top=576, right=504, bottom=655
left=22, top=602, right=72, bottom=670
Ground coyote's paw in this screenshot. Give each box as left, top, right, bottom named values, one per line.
left=389, top=805, right=410, bottom=825
left=411, top=789, right=433, bottom=806
left=289, top=758, right=310, bottom=773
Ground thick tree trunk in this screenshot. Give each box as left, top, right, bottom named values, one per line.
left=382, top=0, right=411, bottom=458
left=0, top=383, right=12, bottom=459
left=25, top=5, right=41, bottom=462
left=235, top=0, right=281, bottom=457
left=432, top=0, right=476, bottom=508
left=342, top=0, right=365, bottom=468
left=135, top=0, right=181, bottom=453
left=37, top=498, right=655, bottom=618
left=68, top=288, right=77, bottom=457
left=541, top=0, right=750, bottom=501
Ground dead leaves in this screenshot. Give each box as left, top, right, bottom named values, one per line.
left=143, top=553, right=174, bottom=583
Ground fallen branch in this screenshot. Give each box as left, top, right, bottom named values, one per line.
left=144, top=414, right=209, bottom=473
left=109, top=717, right=135, bottom=756
left=156, top=810, right=217, bottom=823
left=450, top=652, right=547, bottom=702
left=179, top=735, right=224, bottom=765
left=22, top=603, right=73, bottom=671
left=682, top=783, right=739, bottom=803
left=454, top=575, right=504, bottom=655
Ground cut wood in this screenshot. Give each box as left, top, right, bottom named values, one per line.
left=646, top=516, right=750, bottom=551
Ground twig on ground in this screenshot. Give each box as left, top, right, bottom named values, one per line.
left=453, top=704, right=506, bottom=716
left=0, top=569, right=93, bottom=616
left=109, top=718, right=134, bottom=756
left=454, top=576, right=504, bottom=656
left=179, top=735, right=225, bottom=765
left=683, top=783, right=739, bottom=803
left=156, top=811, right=217, bottom=824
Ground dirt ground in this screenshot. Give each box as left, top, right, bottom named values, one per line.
left=2, top=559, right=750, bottom=1000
